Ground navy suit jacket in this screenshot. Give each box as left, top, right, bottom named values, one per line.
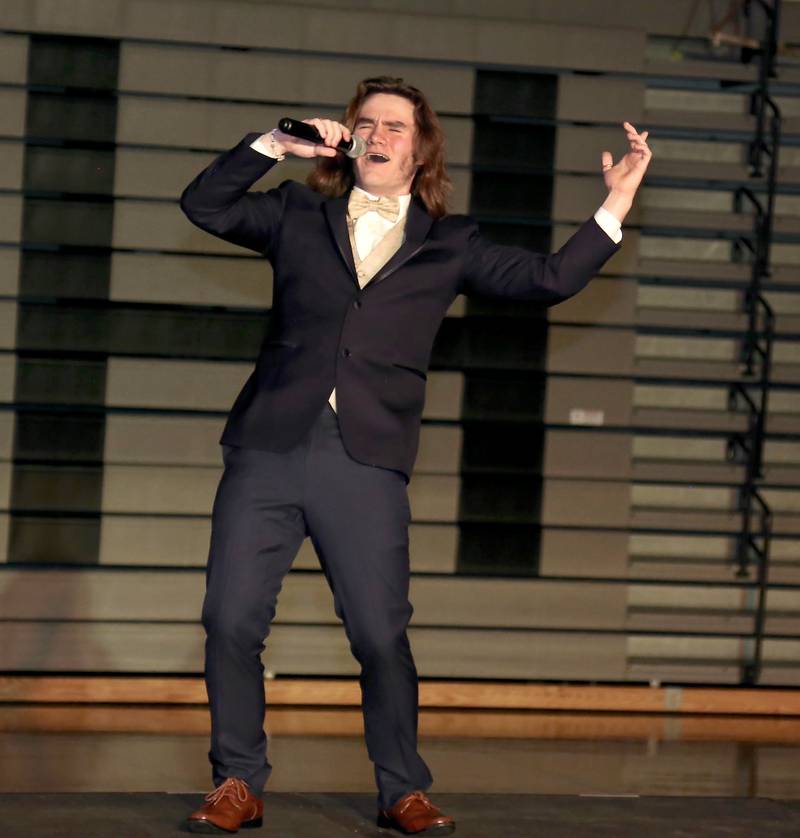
left=180, top=133, right=621, bottom=479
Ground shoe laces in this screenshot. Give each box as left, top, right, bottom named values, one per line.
left=400, top=791, right=437, bottom=814
left=205, top=777, right=250, bottom=808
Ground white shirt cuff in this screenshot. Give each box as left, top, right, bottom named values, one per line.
left=594, top=206, right=622, bottom=244
left=250, top=133, right=280, bottom=159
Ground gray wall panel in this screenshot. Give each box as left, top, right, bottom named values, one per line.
left=0, top=141, right=23, bottom=191
left=104, top=414, right=460, bottom=474
left=548, top=279, right=637, bottom=327
left=544, top=430, right=632, bottom=480
left=97, top=515, right=457, bottom=572
left=109, top=252, right=272, bottom=308
left=119, top=43, right=475, bottom=113
left=544, top=377, right=633, bottom=428
left=105, top=358, right=463, bottom=418
left=0, top=514, right=8, bottom=562
left=542, top=478, right=630, bottom=528
left=0, top=303, right=19, bottom=350
left=106, top=358, right=249, bottom=410
left=0, top=463, right=12, bottom=509
left=0, top=34, right=27, bottom=83
left=5, top=0, right=788, bottom=45
left=0, top=414, right=13, bottom=459
left=553, top=173, right=640, bottom=227
left=540, top=528, right=629, bottom=578
left=0, top=250, right=20, bottom=297
left=0, top=568, right=627, bottom=630
left=557, top=74, right=645, bottom=123
left=0, top=621, right=628, bottom=680
left=0, top=90, right=26, bottom=138
left=0, top=355, right=17, bottom=403
left=546, top=326, right=636, bottom=376
left=116, top=98, right=473, bottom=165
left=0, top=196, right=23, bottom=244
left=99, top=462, right=458, bottom=520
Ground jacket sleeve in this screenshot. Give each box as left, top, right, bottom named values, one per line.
left=459, top=215, right=621, bottom=305
left=179, top=132, right=288, bottom=257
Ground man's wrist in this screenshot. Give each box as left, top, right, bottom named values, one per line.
left=250, top=129, right=287, bottom=161
left=601, top=189, right=633, bottom=225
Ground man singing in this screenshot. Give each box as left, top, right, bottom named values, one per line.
left=180, top=76, right=651, bottom=834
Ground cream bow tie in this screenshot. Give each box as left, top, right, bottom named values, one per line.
left=348, top=192, right=401, bottom=223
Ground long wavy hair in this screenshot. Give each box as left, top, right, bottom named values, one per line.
left=306, top=76, right=452, bottom=219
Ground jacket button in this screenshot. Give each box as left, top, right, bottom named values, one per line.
left=342, top=348, right=351, bottom=358
left=353, top=299, right=362, bottom=310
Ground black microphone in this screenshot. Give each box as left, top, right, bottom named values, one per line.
left=278, top=117, right=366, bottom=159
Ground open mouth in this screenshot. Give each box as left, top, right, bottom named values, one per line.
left=366, top=152, right=390, bottom=163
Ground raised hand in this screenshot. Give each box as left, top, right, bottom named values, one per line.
left=601, top=122, right=652, bottom=199
left=273, top=118, right=351, bottom=159
left=601, top=122, right=653, bottom=224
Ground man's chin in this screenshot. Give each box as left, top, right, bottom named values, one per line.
left=354, top=171, right=412, bottom=197
left=355, top=176, right=386, bottom=193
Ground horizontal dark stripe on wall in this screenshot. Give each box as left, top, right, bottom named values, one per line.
left=470, top=172, right=553, bottom=218
left=461, top=422, right=546, bottom=473
left=14, top=412, right=105, bottom=463
left=11, top=465, right=104, bottom=513
left=15, top=305, right=552, bottom=368
left=24, top=146, right=117, bottom=195
left=8, top=517, right=102, bottom=566
left=28, top=34, right=120, bottom=90
left=26, top=93, right=117, bottom=145
left=15, top=304, right=270, bottom=360
left=472, top=122, right=557, bottom=170
left=15, top=359, right=108, bottom=406
left=462, top=374, right=547, bottom=422
left=23, top=199, right=115, bottom=248
left=433, top=318, right=549, bottom=371
left=470, top=223, right=551, bottom=251
left=474, top=71, right=558, bottom=119
left=457, top=523, right=542, bottom=577
left=460, top=473, right=545, bottom=525
left=20, top=251, right=112, bottom=300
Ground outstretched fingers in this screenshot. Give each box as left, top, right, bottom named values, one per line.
left=623, top=121, right=652, bottom=160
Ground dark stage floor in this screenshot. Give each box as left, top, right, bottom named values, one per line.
left=3, top=792, right=800, bottom=837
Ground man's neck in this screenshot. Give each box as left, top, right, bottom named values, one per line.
left=353, top=185, right=411, bottom=200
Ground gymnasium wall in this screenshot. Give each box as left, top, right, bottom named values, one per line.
left=1, top=0, right=800, bottom=685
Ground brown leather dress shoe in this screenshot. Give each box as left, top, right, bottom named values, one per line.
left=187, top=777, right=264, bottom=833
left=378, top=791, right=455, bottom=835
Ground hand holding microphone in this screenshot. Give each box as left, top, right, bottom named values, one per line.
left=273, top=117, right=366, bottom=159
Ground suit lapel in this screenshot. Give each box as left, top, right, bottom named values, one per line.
left=369, top=198, right=433, bottom=288
left=323, top=193, right=434, bottom=289
left=322, top=195, right=357, bottom=281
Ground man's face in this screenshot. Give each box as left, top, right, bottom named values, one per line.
left=351, top=93, right=419, bottom=197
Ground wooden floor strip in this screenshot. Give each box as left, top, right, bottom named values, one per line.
left=3, top=705, right=800, bottom=741
left=1, top=677, right=800, bottom=716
